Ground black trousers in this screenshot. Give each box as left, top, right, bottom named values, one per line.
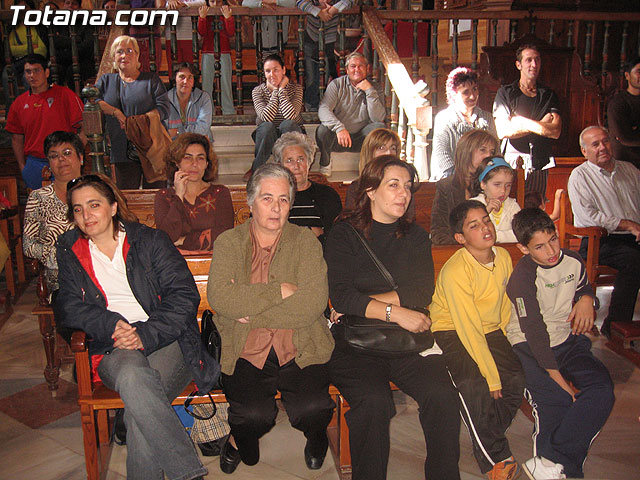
left=434, top=329, right=525, bottom=474
left=580, top=234, right=640, bottom=326
left=222, top=348, right=334, bottom=451
left=328, top=342, right=461, bottom=480
left=114, top=162, right=165, bottom=190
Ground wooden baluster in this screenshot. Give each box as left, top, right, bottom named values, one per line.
left=256, top=17, right=264, bottom=84
left=149, top=28, right=157, bottom=73
left=170, top=24, right=178, bottom=73
left=567, top=20, right=574, bottom=48
left=192, top=15, right=200, bottom=73
left=48, top=27, right=59, bottom=85
left=362, top=13, right=372, bottom=67
left=530, top=16, right=536, bottom=36
left=2, top=22, right=17, bottom=103
left=384, top=62, right=391, bottom=121
left=82, top=85, right=108, bottom=175
left=390, top=20, right=399, bottom=132
left=338, top=14, right=346, bottom=76
left=277, top=15, right=284, bottom=57
left=297, top=15, right=305, bottom=91
left=491, top=19, right=497, bottom=47
left=93, top=26, right=101, bottom=81
left=373, top=50, right=381, bottom=85
left=451, top=18, right=458, bottom=69
left=471, top=19, right=478, bottom=70
left=431, top=19, right=439, bottom=110
left=399, top=109, right=408, bottom=160
left=602, top=21, right=610, bottom=87
left=548, top=19, right=555, bottom=45
left=509, top=19, right=517, bottom=44
left=619, top=21, right=629, bottom=88
left=318, top=20, right=326, bottom=101
left=70, top=26, right=81, bottom=95
left=26, top=25, right=34, bottom=54
left=412, top=19, right=419, bottom=81
left=405, top=121, right=414, bottom=165
left=213, top=14, right=222, bottom=116
left=235, top=15, right=244, bottom=114
left=584, top=21, right=593, bottom=76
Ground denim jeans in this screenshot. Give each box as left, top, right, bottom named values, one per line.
left=315, top=122, right=386, bottom=166
left=303, top=31, right=337, bottom=111
left=201, top=52, right=235, bottom=115
left=251, top=119, right=304, bottom=171
left=98, top=341, right=207, bottom=480
left=21, top=155, right=49, bottom=190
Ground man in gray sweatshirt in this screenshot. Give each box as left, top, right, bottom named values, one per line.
left=316, top=52, right=386, bottom=176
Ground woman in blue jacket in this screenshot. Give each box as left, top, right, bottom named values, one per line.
left=56, top=174, right=218, bottom=480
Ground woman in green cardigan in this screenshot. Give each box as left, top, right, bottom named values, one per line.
left=207, top=164, right=335, bottom=475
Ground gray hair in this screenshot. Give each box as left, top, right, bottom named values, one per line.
left=345, top=51, right=367, bottom=68
left=272, top=132, right=316, bottom=166
left=579, top=125, right=608, bottom=149
left=246, top=164, right=296, bottom=207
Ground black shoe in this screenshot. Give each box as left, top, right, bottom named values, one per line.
left=198, top=434, right=228, bottom=456
left=304, top=432, right=329, bottom=470
left=219, top=436, right=241, bottom=474
left=114, top=408, right=127, bottom=446
left=235, top=435, right=260, bottom=466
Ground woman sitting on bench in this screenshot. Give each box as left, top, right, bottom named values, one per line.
left=56, top=174, right=218, bottom=480
left=154, top=132, right=234, bottom=253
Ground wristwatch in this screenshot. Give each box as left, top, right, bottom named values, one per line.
left=385, top=304, right=392, bottom=323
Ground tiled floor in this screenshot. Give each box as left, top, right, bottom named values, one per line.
left=0, top=280, right=638, bottom=480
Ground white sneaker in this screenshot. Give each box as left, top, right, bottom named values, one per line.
left=523, top=456, right=566, bottom=480
left=319, top=163, right=332, bottom=177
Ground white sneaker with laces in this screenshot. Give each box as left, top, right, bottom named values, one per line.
left=523, top=456, right=566, bottom=480
left=319, top=163, right=332, bottom=177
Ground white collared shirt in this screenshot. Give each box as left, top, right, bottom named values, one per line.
left=89, top=229, right=149, bottom=323
left=567, top=158, right=640, bottom=233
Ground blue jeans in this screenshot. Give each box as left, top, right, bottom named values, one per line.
left=303, top=31, right=337, bottom=111
left=22, top=156, right=50, bottom=190
left=251, top=119, right=303, bottom=171
left=98, top=341, right=207, bottom=480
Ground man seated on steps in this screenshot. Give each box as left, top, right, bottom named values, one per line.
left=316, top=52, right=386, bottom=177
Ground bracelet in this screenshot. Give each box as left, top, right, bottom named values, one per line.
left=385, top=304, right=392, bottom=323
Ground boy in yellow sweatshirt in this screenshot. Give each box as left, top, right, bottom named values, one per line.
left=430, top=200, right=525, bottom=480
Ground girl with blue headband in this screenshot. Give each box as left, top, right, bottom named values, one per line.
left=470, top=157, right=521, bottom=242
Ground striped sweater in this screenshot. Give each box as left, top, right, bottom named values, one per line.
left=252, top=82, right=304, bottom=127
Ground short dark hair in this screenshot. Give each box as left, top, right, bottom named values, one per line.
left=449, top=199, right=487, bottom=237
left=173, top=61, right=197, bottom=77
left=44, top=131, right=84, bottom=158
left=23, top=54, right=48, bottom=71
left=165, top=133, right=217, bottom=181
left=523, top=191, right=545, bottom=210
left=445, top=67, right=478, bottom=105
left=512, top=207, right=556, bottom=246
left=263, top=54, right=285, bottom=68
left=516, top=44, right=540, bottom=62
left=625, top=57, right=640, bottom=74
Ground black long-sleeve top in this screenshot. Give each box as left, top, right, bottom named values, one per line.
left=325, top=220, right=435, bottom=317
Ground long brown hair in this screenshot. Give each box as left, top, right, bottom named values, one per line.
left=452, top=129, right=500, bottom=193
left=337, top=155, right=419, bottom=239
left=358, top=128, right=401, bottom=174
left=66, top=174, right=138, bottom=239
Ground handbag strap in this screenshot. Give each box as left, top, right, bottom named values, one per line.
left=346, top=223, right=398, bottom=291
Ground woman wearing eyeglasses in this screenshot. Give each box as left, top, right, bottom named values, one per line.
left=272, top=132, right=342, bottom=247
left=23, top=131, right=84, bottom=298
left=56, top=174, right=218, bottom=480
left=96, top=35, right=166, bottom=189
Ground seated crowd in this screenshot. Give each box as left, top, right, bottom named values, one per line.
left=17, top=31, right=640, bottom=480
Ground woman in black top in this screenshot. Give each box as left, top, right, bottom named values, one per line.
left=324, top=155, right=461, bottom=480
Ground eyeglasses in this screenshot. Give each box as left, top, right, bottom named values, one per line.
left=283, top=158, right=308, bottom=166
left=67, top=174, right=109, bottom=191
left=47, top=149, right=77, bottom=161
left=115, top=48, right=135, bottom=56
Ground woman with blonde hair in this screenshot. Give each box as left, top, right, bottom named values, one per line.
left=154, top=133, right=233, bottom=252
left=430, top=129, right=500, bottom=244
left=344, top=128, right=401, bottom=209
left=95, top=35, right=166, bottom=189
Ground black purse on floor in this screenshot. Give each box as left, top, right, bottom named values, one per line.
left=335, top=225, right=434, bottom=358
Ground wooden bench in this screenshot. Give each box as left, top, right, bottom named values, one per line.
left=71, top=244, right=525, bottom=480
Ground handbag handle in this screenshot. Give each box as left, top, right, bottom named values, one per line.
left=183, top=390, right=217, bottom=420
left=346, top=223, right=398, bottom=291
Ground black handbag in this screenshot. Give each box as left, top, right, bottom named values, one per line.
left=335, top=225, right=434, bottom=357
left=184, top=309, right=222, bottom=420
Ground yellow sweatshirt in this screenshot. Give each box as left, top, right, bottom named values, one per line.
left=430, top=246, right=513, bottom=391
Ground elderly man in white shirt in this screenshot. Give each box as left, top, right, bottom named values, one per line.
left=567, top=125, right=640, bottom=338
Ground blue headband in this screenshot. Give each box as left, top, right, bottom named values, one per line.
left=478, top=157, right=512, bottom=183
